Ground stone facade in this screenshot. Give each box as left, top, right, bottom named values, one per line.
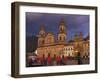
left=37, top=19, right=89, bottom=58
left=63, top=45, right=74, bottom=57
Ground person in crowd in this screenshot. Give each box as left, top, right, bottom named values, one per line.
left=40, top=55, right=43, bottom=65
left=56, top=55, right=61, bottom=65
left=47, top=53, right=52, bottom=66
left=77, top=52, right=82, bottom=64
left=61, top=55, right=65, bottom=65
left=63, top=55, right=67, bottom=65
left=41, top=54, right=46, bottom=65
left=52, top=54, right=57, bottom=65
left=28, top=58, right=33, bottom=67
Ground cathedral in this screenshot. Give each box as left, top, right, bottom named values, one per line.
left=37, top=19, right=89, bottom=58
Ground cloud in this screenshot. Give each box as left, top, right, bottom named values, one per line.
left=26, top=12, right=89, bottom=41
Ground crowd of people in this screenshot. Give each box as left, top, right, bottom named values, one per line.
left=27, top=52, right=88, bottom=67
left=40, top=54, right=67, bottom=66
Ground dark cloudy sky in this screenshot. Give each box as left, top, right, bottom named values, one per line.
left=26, top=12, right=89, bottom=41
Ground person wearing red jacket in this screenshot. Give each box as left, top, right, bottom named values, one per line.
left=56, top=55, right=61, bottom=65
left=40, top=54, right=46, bottom=65
left=64, top=55, right=68, bottom=65
left=47, top=53, right=52, bottom=66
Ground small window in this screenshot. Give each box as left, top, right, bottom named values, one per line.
left=59, top=36, right=62, bottom=40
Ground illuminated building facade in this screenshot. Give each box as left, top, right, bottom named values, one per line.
left=37, top=19, right=89, bottom=58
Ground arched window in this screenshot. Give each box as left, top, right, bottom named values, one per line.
left=39, top=40, right=42, bottom=45
left=42, top=40, right=44, bottom=44
left=63, top=36, right=65, bottom=40
left=59, top=36, right=62, bottom=40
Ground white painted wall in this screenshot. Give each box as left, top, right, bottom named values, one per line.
left=0, top=0, right=100, bottom=80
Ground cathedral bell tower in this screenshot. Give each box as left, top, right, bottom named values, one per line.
left=79, top=32, right=83, bottom=41
left=58, top=19, right=66, bottom=43
left=38, top=24, right=46, bottom=47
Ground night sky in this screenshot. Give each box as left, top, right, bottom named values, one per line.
left=26, top=12, right=89, bottom=41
